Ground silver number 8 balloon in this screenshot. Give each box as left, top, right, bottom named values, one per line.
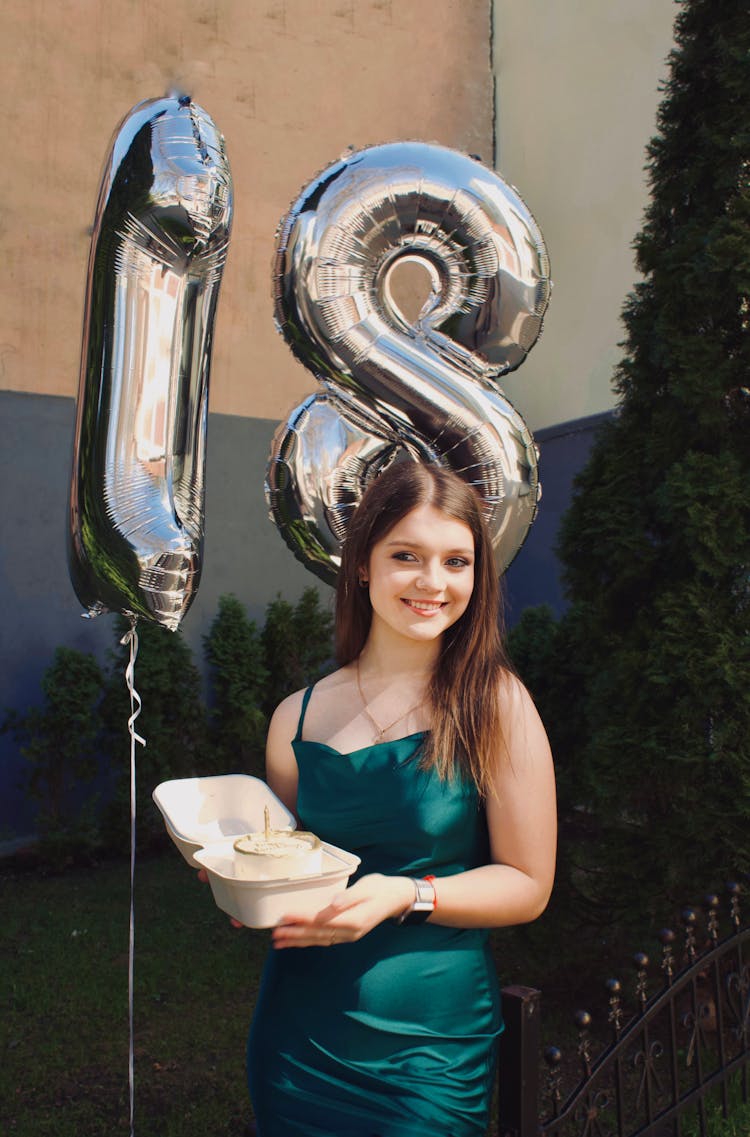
left=266, top=141, right=551, bottom=585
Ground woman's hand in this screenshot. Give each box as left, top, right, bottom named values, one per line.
left=271, top=873, right=415, bottom=949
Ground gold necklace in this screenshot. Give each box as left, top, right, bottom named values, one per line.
left=356, top=657, right=424, bottom=741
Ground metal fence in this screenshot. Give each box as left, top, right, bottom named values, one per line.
left=498, top=883, right=749, bottom=1137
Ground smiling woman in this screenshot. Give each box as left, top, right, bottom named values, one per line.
left=244, top=461, right=557, bottom=1137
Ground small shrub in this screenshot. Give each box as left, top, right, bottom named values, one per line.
left=100, top=616, right=208, bottom=850
left=5, top=588, right=335, bottom=864
left=2, top=647, right=105, bottom=861
left=261, top=587, right=334, bottom=716
left=203, top=594, right=268, bottom=778
left=506, top=605, right=559, bottom=701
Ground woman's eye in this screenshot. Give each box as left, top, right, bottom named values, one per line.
left=392, top=551, right=416, bottom=562
left=446, top=557, right=471, bottom=568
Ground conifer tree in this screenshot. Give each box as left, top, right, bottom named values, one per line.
left=555, top=0, right=750, bottom=929
left=204, top=594, right=268, bottom=778
left=261, top=587, right=334, bottom=716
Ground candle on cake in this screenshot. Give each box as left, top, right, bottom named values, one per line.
left=233, top=807, right=323, bottom=880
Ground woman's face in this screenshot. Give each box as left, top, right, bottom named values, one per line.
left=364, top=503, right=475, bottom=647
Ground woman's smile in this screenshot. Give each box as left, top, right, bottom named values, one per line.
left=401, top=598, right=447, bottom=615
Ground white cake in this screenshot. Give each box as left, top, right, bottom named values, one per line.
left=233, top=828, right=323, bottom=881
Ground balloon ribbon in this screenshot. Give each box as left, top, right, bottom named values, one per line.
left=121, top=620, right=146, bottom=1136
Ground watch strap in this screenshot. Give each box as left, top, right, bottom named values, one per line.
left=394, top=876, right=437, bottom=925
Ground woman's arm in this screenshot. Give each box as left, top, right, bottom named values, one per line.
left=271, top=674, right=556, bottom=948
left=424, top=673, right=556, bottom=928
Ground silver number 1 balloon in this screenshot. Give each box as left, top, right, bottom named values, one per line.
left=68, top=95, right=233, bottom=629
left=266, top=141, right=551, bottom=585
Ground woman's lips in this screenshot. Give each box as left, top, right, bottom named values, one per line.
left=401, top=598, right=445, bottom=615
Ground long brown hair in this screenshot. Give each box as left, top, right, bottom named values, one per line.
left=335, top=462, right=514, bottom=797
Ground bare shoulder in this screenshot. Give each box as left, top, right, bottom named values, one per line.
left=268, top=666, right=352, bottom=738
left=496, top=669, right=538, bottom=718
left=495, top=669, right=552, bottom=773
left=268, top=686, right=307, bottom=738
left=265, top=688, right=310, bottom=814
left=307, top=665, right=354, bottom=694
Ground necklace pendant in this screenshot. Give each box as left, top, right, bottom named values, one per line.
left=356, top=657, right=425, bottom=745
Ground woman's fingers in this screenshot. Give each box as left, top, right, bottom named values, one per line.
left=272, top=918, right=345, bottom=950
left=271, top=903, right=380, bottom=949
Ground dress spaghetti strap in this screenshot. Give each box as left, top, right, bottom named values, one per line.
left=294, top=685, right=315, bottom=742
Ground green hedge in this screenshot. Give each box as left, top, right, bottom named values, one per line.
left=3, top=587, right=333, bottom=863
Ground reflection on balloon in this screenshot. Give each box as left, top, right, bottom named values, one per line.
left=68, top=94, right=233, bottom=630
left=266, top=141, right=551, bottom=585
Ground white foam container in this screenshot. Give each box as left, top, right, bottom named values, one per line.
left=160, top=814, right=205, bottom=868
left=194, top=840, right=361, bottom=928
left=152, top=774, right=297, bottom=868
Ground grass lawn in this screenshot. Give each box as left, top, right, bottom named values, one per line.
left=1, top=849, right=266, bottom=1136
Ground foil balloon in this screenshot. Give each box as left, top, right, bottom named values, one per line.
left=68, top=95, right=233, bottom=630
left=266, top=141, right=550, bottom=585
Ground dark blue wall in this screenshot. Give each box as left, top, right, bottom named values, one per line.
left=504, top=412, right=610, bottom=621
left=0, top=389, right=608, bottom=847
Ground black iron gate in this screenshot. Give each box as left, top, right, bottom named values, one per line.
left=498, top=884, right=749, bottom=1137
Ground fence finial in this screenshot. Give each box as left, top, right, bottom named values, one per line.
left=703, top=893, right=720, bottom=947
left=605, top=978, right=623, bottom=1039
left=681, top=907, right=698, bottom=964
left=633, top=951, right=649, bottom=1012
left=543, top=1046, right=562, bottom=1118
left=659, top=928, right=676, bottom=985
left=727, top=881, right=741, bottom=931
left=574, top=1010, right=593, bottom=1079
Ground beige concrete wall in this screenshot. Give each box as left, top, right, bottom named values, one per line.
left=0, top=0, right=492, bottom=419
left=2, top=1, right=680, bottom=434
left=492, top=0, right=676, bottom=431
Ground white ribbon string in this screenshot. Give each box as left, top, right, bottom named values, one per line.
left=120, top=619, right=146, bottom=1137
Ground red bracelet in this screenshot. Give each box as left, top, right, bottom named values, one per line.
left=424, top=874, right=437, bottom=909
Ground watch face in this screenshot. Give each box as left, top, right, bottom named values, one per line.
left=399, top=906, right=433, bottom=925
left=413, top=879, right=436, bottom=909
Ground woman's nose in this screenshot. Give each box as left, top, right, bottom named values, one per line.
left=416, top=561, right=444, bottom=591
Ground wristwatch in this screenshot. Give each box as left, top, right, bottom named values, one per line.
left=394, top=877, right=436, bottom=925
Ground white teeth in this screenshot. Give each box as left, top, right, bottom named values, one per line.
left=404, top=599, right=442, bottom=611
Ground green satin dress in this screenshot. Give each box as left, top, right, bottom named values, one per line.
left=247, top=686, right=503, bottom=1137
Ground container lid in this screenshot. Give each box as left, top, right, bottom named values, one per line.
left=152, top=774, right=296, bottom=846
